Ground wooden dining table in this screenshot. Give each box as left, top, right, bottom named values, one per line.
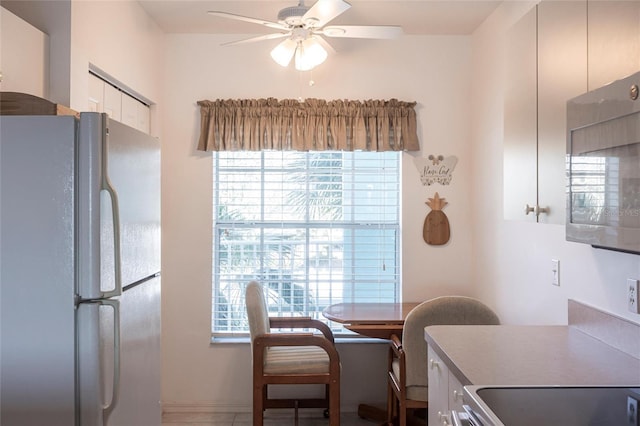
left=322, top=302, right=420, bottom=339
left=322, top=302, right=421, bottom=423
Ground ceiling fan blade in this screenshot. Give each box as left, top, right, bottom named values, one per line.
left=208, top=11, right=288, bottom=31
left=321, top=25, right=403, bottom=39
left=222, top=32, right=290, bottom=47
left=314, top=35, right=336, bottom=55
left=303, top=0, right=351, bottom=28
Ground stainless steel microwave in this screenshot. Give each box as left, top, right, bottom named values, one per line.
left=566, top=71, right=640, bottom=254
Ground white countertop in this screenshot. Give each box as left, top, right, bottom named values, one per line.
left=424, top=325, right=640, bottom=386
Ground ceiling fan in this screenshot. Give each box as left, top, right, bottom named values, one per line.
left=208, top=0, right=403, bottom=71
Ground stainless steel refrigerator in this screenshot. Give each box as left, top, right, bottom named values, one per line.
left=0, top=112, right=161, bottom=425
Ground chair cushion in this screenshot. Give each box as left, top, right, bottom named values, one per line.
left=391, top=359, right=401, bottom=384
left=391, top=359, right=428, bottom=402
left=264, top=346, right=330, bottom=374
left=406, top=385, right=428, bottom=402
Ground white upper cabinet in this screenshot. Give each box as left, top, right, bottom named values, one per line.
left=537, top=1, right=588, bottom=225
left=121, top=93, right=139, bottom=129
left=88, top=72, right=151, bottom=134
left=0, top=7, right=49, bottom=97
left=121, top=93, right=151, bottom=134
left=136, top=102, right=150, bottom=134
left=505, top=0, right=639, bottom=224
left=504, top=6, right=538, bottom=223
left=587, top=1, right=640, bottom=89
left=88, top=73, right=104, bottom=113
left=505, top=1, right=598, bottom=224
left=103, top=81, right=122, bottom=122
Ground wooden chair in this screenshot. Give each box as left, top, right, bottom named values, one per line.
left=245, top=281, right=341, bottom=426
left=386, top=296, right=500, bottom=426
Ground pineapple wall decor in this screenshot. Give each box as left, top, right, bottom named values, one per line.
left=423, top=192, right=450, bottom=245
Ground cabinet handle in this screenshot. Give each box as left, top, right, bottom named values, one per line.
left=438, top=411, right=450, bottom=425
left=525, top=204, right=550, bottom=216
left=429, top=358, right=440, bottom=370
left=537, top=206, right=549, bottom=215
left=453, top=389, right=463, bottom=401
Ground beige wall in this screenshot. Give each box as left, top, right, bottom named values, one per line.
left=162, top=1, right=640, bottom=411
left=470, top=1, right=640, bottom=326
left=161, top=32, right=476, bottom=411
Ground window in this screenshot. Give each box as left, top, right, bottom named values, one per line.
left=211, top=150, right=401, bottom=336
left=569, top=155, right=619, bottom=225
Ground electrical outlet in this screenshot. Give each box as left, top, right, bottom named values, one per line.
left=628, top=279, right=639, bottom=314
left=551, top=259, right=560, bottom=286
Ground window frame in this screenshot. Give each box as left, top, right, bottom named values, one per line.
left=211, top=150, right=402, bottom=338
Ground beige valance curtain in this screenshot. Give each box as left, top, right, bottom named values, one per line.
left=197, top=98, right=420, bottom=152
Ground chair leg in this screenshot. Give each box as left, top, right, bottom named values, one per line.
left=253, top=383, right=264, bottom=426
left=398, top=400, right=406, bottom=426
left=328, top=380, right=340, bottom=426
left=386, top=380, right=395, bottom=425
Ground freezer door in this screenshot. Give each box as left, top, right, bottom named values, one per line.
left=77, top=113, right=160, bottom=299
left=102, top=118, right=160, bottom=286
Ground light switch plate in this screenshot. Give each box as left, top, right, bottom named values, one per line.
left=551, top=259, right=560, bottom=286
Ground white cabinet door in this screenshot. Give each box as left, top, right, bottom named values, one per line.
left=504, top=6, right=538, bottom=222
left=537, top=0, right=588, bottom=225
left=137, top=103, right=150, bottom=134
left=121, top=93, right=151, bottom=133
left=121, top=93, right=139, bottom=129
left=427, top=346, right=451, bottom=426
left=88, top=73, right=104, bottom=113
left=448, top=371, right=465, bottom=415
left=0, top=7, right=48, bottom=97
left=588, top=1, right=640, bottom=89
left=504, top=1, right=588, bottom=225
left=103, top=83, right=122, bottom=121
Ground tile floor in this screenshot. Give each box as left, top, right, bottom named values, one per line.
left=162, top=409, right=376, bottom=426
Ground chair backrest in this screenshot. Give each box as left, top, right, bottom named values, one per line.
left=402, top=296, right=500, bottom=388
left=245, top=281, right=271, bottom=348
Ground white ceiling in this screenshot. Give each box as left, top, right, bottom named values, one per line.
left=138, top=0, right=503, bottom=35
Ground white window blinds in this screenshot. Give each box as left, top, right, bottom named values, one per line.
left=211, top=150, right=401, bottom=336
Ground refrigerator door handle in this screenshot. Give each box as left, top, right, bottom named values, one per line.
left=99, top=298, right=121, bottom=424
left=100, top=127, right=122, bottom=299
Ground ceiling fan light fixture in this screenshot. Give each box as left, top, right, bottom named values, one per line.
left=270, top=38, right=297, bottom=67
left=294, top=37, right=327, bottom=71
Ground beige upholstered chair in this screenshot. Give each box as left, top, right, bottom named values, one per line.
left=386, top=296, right=500, bottom=426
left=245, top=281, right=341, bottom=426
